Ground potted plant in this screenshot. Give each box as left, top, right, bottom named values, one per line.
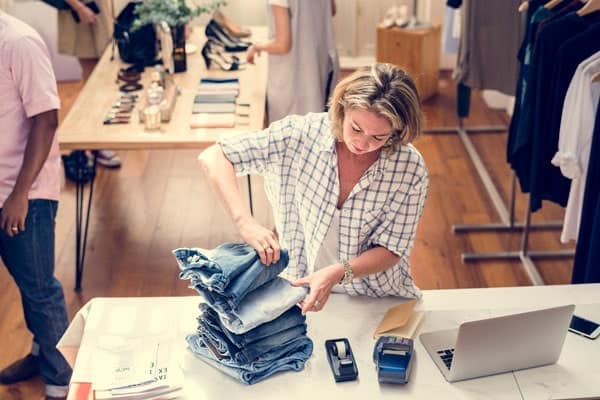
left=132, top=0, right=225, bottom=72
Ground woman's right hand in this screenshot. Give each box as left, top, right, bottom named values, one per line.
left=75, top=3, right=97, bottom=24
left=236, top=215, right=280, bottom=265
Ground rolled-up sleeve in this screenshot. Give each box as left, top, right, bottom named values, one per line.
left=372, top=166, right=429, bottom=258
left=9, top=36, right=60, bottom=117
left=219, top=115, right=302, bottom=176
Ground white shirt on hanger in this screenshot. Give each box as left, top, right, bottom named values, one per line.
left=552, top=51, right=600, bottom=243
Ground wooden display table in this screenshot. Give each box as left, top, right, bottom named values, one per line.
left=57, top=27, right=267, bottom=291
left=376, top=25, right=441, bottom=100
left=58, top=29, right=267, bottom=150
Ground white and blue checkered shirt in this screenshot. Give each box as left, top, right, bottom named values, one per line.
left=219, top=113, right=428, bottom=298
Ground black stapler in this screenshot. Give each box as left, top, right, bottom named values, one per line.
left=325, top=338, right=359, bottom=382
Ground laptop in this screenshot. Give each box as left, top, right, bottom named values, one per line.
left=419, top=304, right=575, bottom=382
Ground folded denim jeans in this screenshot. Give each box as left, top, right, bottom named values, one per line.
left=199, top=319, right=308, bottom=364
left=200, top=304, right=305, bottom=348
left=203, top=277, right=307, bottom=334
left=186, top=333, right=313, bottom=384
left=174, top=243, right=290, bottom=310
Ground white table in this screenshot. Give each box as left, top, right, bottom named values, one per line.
left=59, top=284, right=600, bottom=399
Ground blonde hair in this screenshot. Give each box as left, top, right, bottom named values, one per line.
left=328, top=63, right=422, bottom=152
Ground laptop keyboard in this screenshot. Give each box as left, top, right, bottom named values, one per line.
left=437, top=348, right=455, bottom=370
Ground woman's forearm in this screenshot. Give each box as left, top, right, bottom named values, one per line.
left=257, top=5, right=291, bottom=54
left=197, top=145, right=252, bottom=228
left=253, top=39, right=289, bottom=55
left=63, top=0, right=85, bottom=11
left=344, top=246, right=401, bottom=280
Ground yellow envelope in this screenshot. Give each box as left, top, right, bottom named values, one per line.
left=373, top=299, right=424, bottom=339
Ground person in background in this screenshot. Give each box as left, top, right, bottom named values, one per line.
left=60, top=0, right=121, bottom=168
left=0, top=11, right=72, bottom=400
left=246, top=0, right=340, bottom=123
left=199, top=64, right=429, bottom=315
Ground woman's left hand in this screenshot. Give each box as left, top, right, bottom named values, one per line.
left=246, top=44, right=261, bottom=64
left=291, top=263, right=343, bottom=315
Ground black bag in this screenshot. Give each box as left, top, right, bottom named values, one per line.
left=62, top=151, right=95, bottom=184
left=41, top=0, right=70, bottom=10
left=113, top=1, right=157, bottom=66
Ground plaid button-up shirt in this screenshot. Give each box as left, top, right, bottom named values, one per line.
left=220, top=113, right=428, bottom=298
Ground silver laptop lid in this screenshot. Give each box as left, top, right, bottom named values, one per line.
left=449, top=304, right=575, bottom=382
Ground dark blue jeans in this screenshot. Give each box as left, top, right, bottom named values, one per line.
left=186, top=333, right=313, bottom=384
left=198, top=313, right=307, bottom=364
left=200, top=304, right=305, bottom=348
left=0, top=199, right=72, bottom=387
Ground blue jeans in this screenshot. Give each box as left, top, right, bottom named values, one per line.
left=0, top=200, right=72, bottom=387
left=212, top=277, right=308, bottom=334
left=175, top=243, right=290, bottom=311
left=198, top=312, right=307, bottom=364
left=186, top=333, right=313, bottom=384
left=200, top=304, right=305, bottom=348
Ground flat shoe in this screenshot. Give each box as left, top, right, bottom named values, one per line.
left=0, top=354, right=39, bottom=384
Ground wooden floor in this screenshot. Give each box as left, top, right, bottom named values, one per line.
left=0, top=64, right=575, bottom=399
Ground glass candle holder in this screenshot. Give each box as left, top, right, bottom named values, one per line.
left=143, top=105, right=161, bottom=131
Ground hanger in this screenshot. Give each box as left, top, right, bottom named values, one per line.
left=592, top=72, right=600, bottom=83
left=544, top=0, right=564, bottom=9
left=518, top=1, right=529, bottom=12
left=577, top=0, right=600, bottom=16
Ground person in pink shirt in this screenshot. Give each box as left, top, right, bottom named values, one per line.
left=0, top=11, right=71, bottom=400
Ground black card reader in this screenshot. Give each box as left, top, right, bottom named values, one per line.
left=325, top=338, right=359, bottom=382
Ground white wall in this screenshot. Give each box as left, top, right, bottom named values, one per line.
left=6, top=0, right=82, bottom=81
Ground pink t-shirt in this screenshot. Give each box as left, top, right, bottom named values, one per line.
left=0, top=12, right=61, bottom=207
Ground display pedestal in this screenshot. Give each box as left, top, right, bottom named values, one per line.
left=376, top=25, right=441, bottom=100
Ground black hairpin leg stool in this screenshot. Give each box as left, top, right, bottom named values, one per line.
left=73, top=151, right=97, bottom=292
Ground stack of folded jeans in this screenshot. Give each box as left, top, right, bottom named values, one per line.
left=173, top=243, right=312, bottom=384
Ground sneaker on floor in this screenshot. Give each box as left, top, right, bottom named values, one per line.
left=93, top=150, right=122, bottom=168
left=0, top=354, right=40, bottom=384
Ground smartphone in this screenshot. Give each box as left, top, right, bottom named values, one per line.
left=568, top=315, right=600, bottom=339
left=71, top=1, right=100, bottom=23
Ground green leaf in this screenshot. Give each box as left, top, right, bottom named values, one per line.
left=131, top=0, right=227, bottom=31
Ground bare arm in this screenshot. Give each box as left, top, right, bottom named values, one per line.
left=198, top=145, right=280, bottom=264
left=1, top=110, right=58, bottom=236
left=293, top=246, right=400, bottom=314
left=246, top=5, right=291, bottom=63
left=63, top=0, right=97, bottom=24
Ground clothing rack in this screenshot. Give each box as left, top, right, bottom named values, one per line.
left=424, top=94, right=573, bottom=286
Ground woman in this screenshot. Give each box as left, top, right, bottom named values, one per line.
left=199, top=64, right=428, bottom=314
left=59, top=0, right=122, bottom=168
left=246, top=0, right=339, bottom=123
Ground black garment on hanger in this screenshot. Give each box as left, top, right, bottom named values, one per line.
left=517, top=0, right=548, bottom=60
left=529, top=14, right=600, bottom=212
left=533, top=0, right=584, bottom=37
left=508, top=0, right=551, bottom=168
left=573, top=103, right=600, bottom=284
left=447, top=0, right=462, bottom=9
left=512, top=12, right=592, bottom=209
